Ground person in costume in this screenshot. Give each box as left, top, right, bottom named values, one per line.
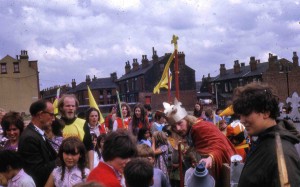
left=113, top=102, right=131, bottom=131
left=58, top=94, right=94, bottom=170
left=163, top=98, right=236, bottom=187
left=226, top=119, right=249, bottom=162
left=233, top=82, right=300, bottom=187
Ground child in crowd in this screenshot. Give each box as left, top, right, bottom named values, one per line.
left=124, top=158, right=154, bottom=187
left=0, top=150, right=35, bottom=187
left=45, top=137, right=90, bottom=187
left=152, top=131, right=170, bottom=180
left=137, top=128, right=152, bottom=147
left=151, top=111, right=166, bottom=134
left=137, top=144, right=171, bottom=187
left=93, top=133, right=106, bottom=167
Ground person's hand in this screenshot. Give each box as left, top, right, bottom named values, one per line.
left=199, top=156, right=212, bottom=169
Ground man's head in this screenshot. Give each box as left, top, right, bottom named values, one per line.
left=163, top=98, right=194, bottom=137
left=30, top=99, right=55, bottom=129
left=58, top=94, right=79, bottom=119
left=102, top=129, right=137, bottom=173
left=233, top=82, right=279, bottom=136
left=124, top=158, right=154, bottom=187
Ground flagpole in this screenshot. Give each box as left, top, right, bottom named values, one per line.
left=167, top=69, right=171, bottom=103
left=171, top=35, right=180, bottom=100
left=116, top=91, right=125, bottom=128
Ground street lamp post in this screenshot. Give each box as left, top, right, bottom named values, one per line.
left=279, top=65, right=291, bottom=97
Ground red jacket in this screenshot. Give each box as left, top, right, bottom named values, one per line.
left=87, top=162, right=121, bottom=187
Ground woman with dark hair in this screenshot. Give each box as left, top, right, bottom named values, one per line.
left=0, top=111, right=24, bottom=151
left=137, top=128, right=151, bottom=147
left=113, top=102, right=131, bottom=130
left=92, top=133, right=107, bottom=168
left=45, top=137, right=90, bottom=187
left=129, top=103, right=149, bottom=136
left=104, top=105, right=116, bottom=132
left=85, top=107, right=106, bottom=137
left=193, top=102, right=203, bottom=118
left=87, top=129, right=137, bottom=187
left=44, top=117, right=65, bottom=153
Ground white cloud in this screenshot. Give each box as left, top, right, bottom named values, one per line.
left=0, top=0, right=299, bottom=89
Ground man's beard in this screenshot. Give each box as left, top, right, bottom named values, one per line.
left=63, top=111, right=75, bottom=119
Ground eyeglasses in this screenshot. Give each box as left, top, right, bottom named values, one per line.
left=42, top=111, right=55, bottom=117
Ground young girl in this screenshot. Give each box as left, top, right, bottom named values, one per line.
left=45, top=137, right=90, bottom=187
left=92, top=133, right=106, bottom=168
left=152, top=131, right=170, bottom=180
left=137, top=128, right=151, bottom=147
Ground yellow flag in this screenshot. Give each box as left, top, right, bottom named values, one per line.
left=153, top=52, right=175, bottom=94
left=53, top=87, right=60, bottom=115
left=87, top=86, right=104, bottom=124
left=53, top=98, right=58, bottom=115
left=219, top=105, right=234, bottom=117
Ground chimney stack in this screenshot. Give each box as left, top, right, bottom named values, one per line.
left=72, top=79, right=76, bottom=88
left=293, top=51, right=299, bottom=67
left=125, top=61, right=131, bottom=74
left=110, top=72, right=117, bottom=82
left=152, top=47, right=158, bottom=62
left=86, top=75, right=91, bottom=85
left=234, top=60, right=241, bottom=73
left=250, top=56, right=257, bottom=71
left=142, top=55, right=149, bottom=68
left=132, top=58, right=139, bottom=71
left=220, top=64, right=226, bottom=76
left=20, top=50, right=29, bottom=60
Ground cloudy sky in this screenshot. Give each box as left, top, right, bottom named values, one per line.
left=0, top=0, right=299, bottom=89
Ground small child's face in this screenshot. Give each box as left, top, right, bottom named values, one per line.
left=144, top=131, right=150, bottom=139
left=63, top=149, right=80, bottom=169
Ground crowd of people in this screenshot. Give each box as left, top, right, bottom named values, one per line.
left=0, top=82, right=299, bottom=187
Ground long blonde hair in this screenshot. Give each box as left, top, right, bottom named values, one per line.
left=153, top=131, right=168, bottom=147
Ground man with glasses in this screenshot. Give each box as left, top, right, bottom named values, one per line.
left=18, top=99, right=58, bottom=187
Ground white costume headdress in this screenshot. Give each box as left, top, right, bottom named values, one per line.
left=163, top=98, right=188, bottom=124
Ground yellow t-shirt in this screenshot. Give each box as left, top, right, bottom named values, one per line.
left=62, top=118, right=86, bottom=141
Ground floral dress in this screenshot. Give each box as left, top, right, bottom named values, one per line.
left=154, top=144, right=169, bottom=180
left=52, top=166, right=90, bottom=187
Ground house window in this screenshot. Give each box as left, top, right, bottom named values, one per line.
left=140, top=77, right=144, bottom=91
left=1, top=63, right=7, bottom=74
left=225, top=82, right=228, bottom=92
left=126, top=80, right=129, bottom=92
left=132, top=78, right=135, bottom=91
left=211, top=83, right=215, bottom=94
left=229, top=82, right=233, bottom=92
left=13, top=62, right=20, bottom=73
left=99, top=90, right=103, bottom=99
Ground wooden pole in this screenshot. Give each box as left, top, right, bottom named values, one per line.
left=168, top=68, right=171, bottom=103
left=116, top=91, right=125, bottom=129
left=178, top=141, right=184, bottom=187
left=275, top=132, right=290, bottom=187
left=171, top=35, right=180, bottom=100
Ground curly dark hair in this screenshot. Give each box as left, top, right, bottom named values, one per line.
left=85, top=107, right=100, bottom=123
left=1, top=111, right=24, bottom=137
left=131, top=104, right=149, bottom=135
left=232, top=82, right=279, bottom=119
left=58, top=137, right=87, bottom=181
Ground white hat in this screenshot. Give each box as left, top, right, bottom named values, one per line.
left=163, top=98, right=188, bottom=124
